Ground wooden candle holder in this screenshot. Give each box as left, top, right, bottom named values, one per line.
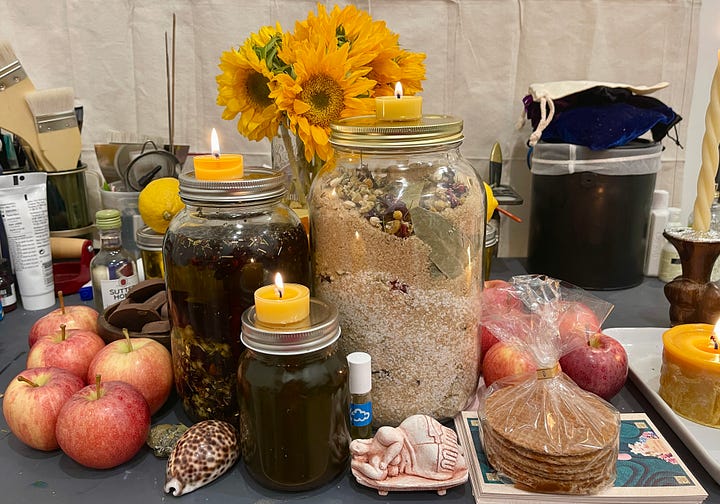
left=663, top=229, right=720, bottom=325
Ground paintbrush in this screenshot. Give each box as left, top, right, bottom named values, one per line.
left=0, top=40, right=53, bottom=171
left=25, top=87, right=82, bottom=171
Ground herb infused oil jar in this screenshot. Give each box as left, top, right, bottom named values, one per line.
left=238, top=299, right=349, bottom=491
left=163, top=168, right=310, bottom=426
left=309, top=115, right=485, bottom=426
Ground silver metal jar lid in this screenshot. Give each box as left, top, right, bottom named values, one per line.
left=329, top=114, right=464, bottom=151
left=135, top=225, right=164, bottom=250
left=241, top=298, right=340, bottom=355
left=178, top=166, right=287, bottom=205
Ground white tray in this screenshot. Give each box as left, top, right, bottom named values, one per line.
left=605, top=327, right=720, bottom=484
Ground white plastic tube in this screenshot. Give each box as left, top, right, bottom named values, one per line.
left=0, top=172, right=55, bottom=310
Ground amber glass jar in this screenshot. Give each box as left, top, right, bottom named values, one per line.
left=309, top=115, right=485, bottom=426
left=164, top=167, right=310, bottom=426
left=238, top=299, right=349, bottom=491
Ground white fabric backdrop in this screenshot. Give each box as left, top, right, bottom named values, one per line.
left=0, top=0, right=700, bottom=255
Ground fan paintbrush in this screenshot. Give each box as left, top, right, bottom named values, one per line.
left=0, top=40, right=53, bottom=171
left=25, top=87, right=82, bottom=171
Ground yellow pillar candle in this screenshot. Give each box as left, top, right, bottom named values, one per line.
left=659, top=322, right=720, bottom=427
left=194, top=128, right=244, bottom=181
left=692, top=50, right=720, bottom=232
left=254, top=273, right=310, bottom=325
left=375, top=82, right=422, bottom=121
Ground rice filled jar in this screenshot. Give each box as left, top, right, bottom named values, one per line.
left=164, top=168, right=310, bottom=426
left=309, top=115, right=485, bottom=426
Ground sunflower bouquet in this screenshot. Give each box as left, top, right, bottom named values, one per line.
left=216, top=3, right=426, bottom=203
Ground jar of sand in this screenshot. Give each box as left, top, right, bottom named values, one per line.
left=309, top=115, right=486, bottom=426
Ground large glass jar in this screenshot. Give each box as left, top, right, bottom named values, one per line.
left=309, top=115, right=485, bottom=426
left=238, top=299, right=349, bottom=491
left=164, top=167, right=310, bottom=426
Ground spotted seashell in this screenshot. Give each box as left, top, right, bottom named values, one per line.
left=164, top=420, right=239, bottom=496
left=147, top=423, right=189, bottom=458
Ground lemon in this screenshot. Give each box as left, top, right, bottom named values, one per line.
left=484, top=182, right=498, bottom=223
left=138, top=177, right=184, bottom=233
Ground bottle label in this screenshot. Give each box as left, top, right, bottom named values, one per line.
left=99, top=274, right=139, bottom=308
left=0, top=282, right=17, bottom=306
left=349, top=401, right=372, bottom=427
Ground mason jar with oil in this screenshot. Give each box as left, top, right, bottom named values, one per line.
left=163, top=167, right=310, bottom=426
left=238, top=298, right=349, bottom=491
left=135, top=226, right=165, bottom=279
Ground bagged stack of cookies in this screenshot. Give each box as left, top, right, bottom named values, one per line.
left=479, top=275, right=620, bottom=495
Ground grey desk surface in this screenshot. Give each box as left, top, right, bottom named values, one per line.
left=0, top=258, right=717, bottom=503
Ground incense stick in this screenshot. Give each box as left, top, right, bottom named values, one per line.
left=497, top=206, right=522, bottom=223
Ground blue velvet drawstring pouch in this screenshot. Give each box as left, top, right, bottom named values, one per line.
left=524, top=86, right=681, bottom=150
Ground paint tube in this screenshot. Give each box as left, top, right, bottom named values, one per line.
left=0, top=172, right=55, bottom=310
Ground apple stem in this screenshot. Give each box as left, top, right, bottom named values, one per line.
left=60, top=323, right=67, bottom=341
left=122, top=328, right=133, bottom=352
left=95, top=374, right=103, bottom=399
left=58, top=290, right=65, bottom=314
left=17, top=376, right=39, bottom=387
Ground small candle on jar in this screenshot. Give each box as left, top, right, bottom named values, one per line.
left=254, top=273, right=310, bottom=325
left=375, top=82, right=423, bottom=121
left=194, top=128, right=244, bottom=180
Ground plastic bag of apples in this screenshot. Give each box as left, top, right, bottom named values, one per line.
left=477, top=275, right=623, bottom=495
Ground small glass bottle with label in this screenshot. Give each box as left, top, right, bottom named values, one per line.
left=0, top=257, right=18, bottom=313
left=658, top=207, right=683, bottom=283
left=347, top=351, right=373, bottom=439
left=90, top=209, right=139, bottom=311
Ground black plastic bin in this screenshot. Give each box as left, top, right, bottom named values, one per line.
left=527, top=141, right=662, bottom=290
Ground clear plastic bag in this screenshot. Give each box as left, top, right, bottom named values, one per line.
left=478, top=275, right=621, bottom=494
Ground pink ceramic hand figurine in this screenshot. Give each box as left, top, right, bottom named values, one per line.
left=349, top=414, right=468, bottom=495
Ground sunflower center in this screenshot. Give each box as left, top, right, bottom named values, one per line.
left=245, top=71, right=273, bottom=108
left=299, top=74, right=345, bottom=127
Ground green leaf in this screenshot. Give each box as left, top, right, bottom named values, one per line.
left=400, top=181, right=425, bottom=210
left=409, top=206, right=466, bottom=279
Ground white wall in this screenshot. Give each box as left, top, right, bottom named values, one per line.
left=683, top=0, right=720, bottom=224
left=0, top=0, right=706, bottom=255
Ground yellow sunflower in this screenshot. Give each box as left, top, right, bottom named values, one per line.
left=272, top=39, right=376, bottom=161
left=369, top=40, right=426, bottom=98
left=216, top=24, right=284, bottom=141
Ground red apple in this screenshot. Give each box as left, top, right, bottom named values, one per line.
left=482, top=342, right=536, bottom=387
left=483, top=279, right=523, bottom=313
left=558, top=301, right=601, bottom=349
left=480, top=325, right=500, bottom=362
left=481, top=280, right=525, bottom=365
left=87, top=329, right=173, bottom=414
left=29, top=292, right=99, bottom=347
left=55, top=376, right=151, bottom=469
left=559, top=332, right=628, bottom=400
left=27, top=324, right=105, bottom=380
left=2, top=367, right=84, bottom=451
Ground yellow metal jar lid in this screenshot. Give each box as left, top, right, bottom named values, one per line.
left=329, top=114, right=464, bottom=151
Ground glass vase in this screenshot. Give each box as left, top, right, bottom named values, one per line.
left=271, top=123, right=319, bottom=209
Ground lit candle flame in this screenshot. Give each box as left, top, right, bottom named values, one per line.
left=394, top=81, right=403, bottom=99
left=274, top=272, right=284, bottom=299
left=713, top=319, right=720, bottom=349
left=211, top=128, right=221, bottom=159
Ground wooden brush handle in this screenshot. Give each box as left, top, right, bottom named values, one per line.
left=51, top=237, right=92, bottom=259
